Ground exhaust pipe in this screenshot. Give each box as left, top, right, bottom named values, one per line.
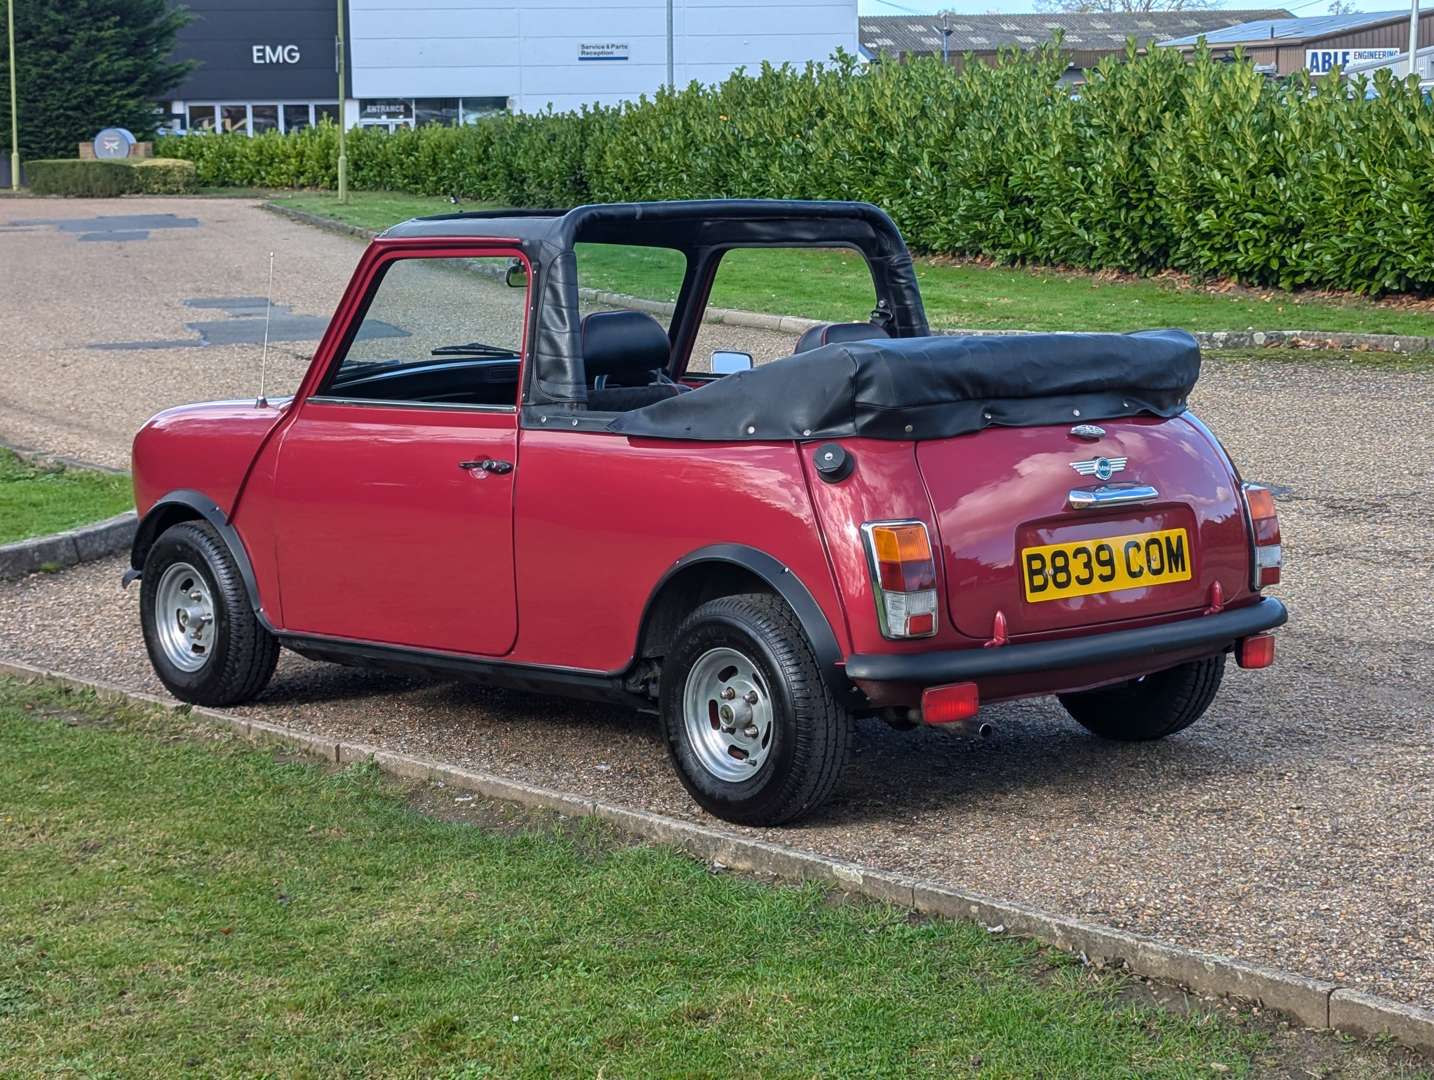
left=943, top=718, right=993, bottom=739
left=903, top=706, right=994, bottom=738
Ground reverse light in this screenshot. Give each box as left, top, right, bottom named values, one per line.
left=1242, top=483, right=1282, bottom=589
left=861, top=521, right=939, bottom=639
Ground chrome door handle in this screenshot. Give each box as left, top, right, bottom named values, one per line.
left=1068, top=484, right=1159, bottom=510
left=458, top=458, right=513, bottom=474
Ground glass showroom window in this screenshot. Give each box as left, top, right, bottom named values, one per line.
left=283, top=104, right=311, bottom=132
left=316, top=103, right=340, bottom=125
left=415, top=98, right=460, bottom=126
left=251, top=104, right=279, bottom=135
left=461, top=97, right=509, bottom=123
left=187, top=104, right=218, bottom=132
left=220, top=105, right=249, bottom=134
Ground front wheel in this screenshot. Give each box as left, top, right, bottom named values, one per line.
left=659, top=594, right=849, bottom=826
left=139, top=521, right=279, bottom=707
left=1058, top=654, right=1225, bottom=741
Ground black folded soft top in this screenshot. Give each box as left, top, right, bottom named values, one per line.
left=606, top=330, right=1200, bottom=442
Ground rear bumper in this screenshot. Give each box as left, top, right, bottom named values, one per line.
left=844, top=596, right=1287, bottom=685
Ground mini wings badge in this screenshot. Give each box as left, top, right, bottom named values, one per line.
left=1069, top=456, right=1127, bottom=481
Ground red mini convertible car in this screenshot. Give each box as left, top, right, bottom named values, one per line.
left=128, top=200, right=1286, bottom=825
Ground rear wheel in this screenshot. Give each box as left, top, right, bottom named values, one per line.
left=140, top=521, right=278, bottom=707
left=1058, top=655, right=1225, bottom=741
left=659, top=593, right=849, bottom=826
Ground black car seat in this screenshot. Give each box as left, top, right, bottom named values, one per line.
left=580, top=310, right=686, bottom=412
left=794, top=321, right=892, bottom=353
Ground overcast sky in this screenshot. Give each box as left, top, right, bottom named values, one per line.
left=857, top=0, right=1409, bottom=15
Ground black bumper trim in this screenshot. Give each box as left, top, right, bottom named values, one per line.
left=844, top=597, right=1287, bottom=684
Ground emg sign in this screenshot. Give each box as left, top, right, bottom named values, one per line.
left=252, top=44, right=302, bottom=65
left=1306, top=47, right=1400, bottom=74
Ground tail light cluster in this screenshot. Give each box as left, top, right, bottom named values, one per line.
left=861, top=521, right=938, bottom=639
left=1242, top=484, right=1282, bottom=589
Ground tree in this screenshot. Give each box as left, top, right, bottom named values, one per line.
left=1034, top=0, right=1218, bottom=11
left=1327, top=0, right=1357, bottom=12
left=0, top=0, right=191, bottom=160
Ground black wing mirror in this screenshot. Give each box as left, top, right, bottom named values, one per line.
left=505, top=260, right=529, bottom=288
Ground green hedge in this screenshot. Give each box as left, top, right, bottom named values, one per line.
left=27, top=157, right=197, bottom=196
left=157, top=45, right=1434, bottom=294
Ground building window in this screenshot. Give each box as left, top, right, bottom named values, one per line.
left=187, top=104, right=217, bottom=132
left=315, top=103, right=340, bottom=125
left=220, top=104, right=249, bottom=134
left=283, top=104, right=311, bottom=132
left=252, top=104, right=279, bottom=135
left=461, top=97, right=509, bottom=123
left=415, top=98, right=460, bottom=126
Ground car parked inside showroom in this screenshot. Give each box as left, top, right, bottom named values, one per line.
left=126, top=200, right=1286, bottom=826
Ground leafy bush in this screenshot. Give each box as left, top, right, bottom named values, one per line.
left=130, top=158, right=197, bottom=193
left=26, top=156, right=196, bottom=196
left=155, top=47, right=1434, bottom=294
left=28, top=159, right=138, bottom=196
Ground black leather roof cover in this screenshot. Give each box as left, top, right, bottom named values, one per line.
left=606, top=330, right=1200, bottom=441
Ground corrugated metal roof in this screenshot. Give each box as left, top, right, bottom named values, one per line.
left=1160, top=10, right=1409, bottom=47
left=858, top=10, right=1290, bottom=56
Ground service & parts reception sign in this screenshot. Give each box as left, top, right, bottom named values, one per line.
left=1306, top=47, right=1400, bottom=74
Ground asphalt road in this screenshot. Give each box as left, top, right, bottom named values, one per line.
left=2, top=198, right=1432, bottom=1009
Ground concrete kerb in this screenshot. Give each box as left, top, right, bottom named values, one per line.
left=258, top=200, right=1433, bottom=356
left=0, top=512, right=138, bottom=582
left=2, top=657, right=1430, bottom=1056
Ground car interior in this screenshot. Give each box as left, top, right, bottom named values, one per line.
left=324, top=310, right=894, bottom=414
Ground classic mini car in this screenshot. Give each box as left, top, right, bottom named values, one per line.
left=127, top=200, right=1286, bottom=825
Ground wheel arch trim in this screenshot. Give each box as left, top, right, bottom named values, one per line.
left=636, top=544, right=849, bottom=700
left=127, top=490, right=266, bottom=619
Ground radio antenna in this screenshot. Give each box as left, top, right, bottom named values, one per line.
left=257, top=251, right=274, bottom=408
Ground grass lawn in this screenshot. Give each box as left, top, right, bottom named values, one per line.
left=268, top=190, right=1434, bottom=338
left=0, top=449, right=132, bottom=545
left=8, top=679, right=1420, bottom=1078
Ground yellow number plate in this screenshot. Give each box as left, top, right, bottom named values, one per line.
left=1022, top=528, right=1191, bottom=603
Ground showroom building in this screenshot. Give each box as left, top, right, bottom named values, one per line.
left=163, top=0, right=858, bottom=134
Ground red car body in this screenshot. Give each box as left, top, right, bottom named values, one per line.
left=128, top=200, right=1286, bottom=824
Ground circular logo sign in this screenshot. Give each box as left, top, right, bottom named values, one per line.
left=92, top=128, right=136, bottom=160
left=1093, top=457, right=1114, bottom=481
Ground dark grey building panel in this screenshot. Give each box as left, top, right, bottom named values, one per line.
left=169, top=0, right=340, bottom=100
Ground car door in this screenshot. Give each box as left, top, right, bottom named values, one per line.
left=272, top=247, right=526, bottom=656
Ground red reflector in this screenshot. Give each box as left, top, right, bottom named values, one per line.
left=1236, top=634, right=1276, bottom=670
left=921, top=682, right=980, bottom=724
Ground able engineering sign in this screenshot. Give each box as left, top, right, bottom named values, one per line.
left=1306, top=47, right=1400, bottom=74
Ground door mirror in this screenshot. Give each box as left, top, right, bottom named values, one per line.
left=711, top=350, right=753, bottom=375
left=504, top=259, right=528, bottom=288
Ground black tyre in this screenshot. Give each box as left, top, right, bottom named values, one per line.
left=659, top=593, right=850, bottom=826
left=1058, top=655, right=1225, bottom=741
left=139, top=521, right=279, bottom=707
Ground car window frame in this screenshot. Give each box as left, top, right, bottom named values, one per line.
left=307, top=242, right=532, bottom=414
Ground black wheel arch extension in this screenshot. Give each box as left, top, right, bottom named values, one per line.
left=634, top=544, right=849, bottom=701
left=127, top=491, right=264, bottom=618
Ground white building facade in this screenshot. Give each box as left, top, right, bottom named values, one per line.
left=163, top=1, right=857, bottom=134
left=349, top=0, right=858, bottom=119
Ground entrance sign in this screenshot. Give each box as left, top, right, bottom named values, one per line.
left=92, top=128, right=137, bottom=159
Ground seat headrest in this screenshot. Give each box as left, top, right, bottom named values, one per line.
left=794, top=321, right=892, bottom=354
left=580, top=310, right=671, bottom=385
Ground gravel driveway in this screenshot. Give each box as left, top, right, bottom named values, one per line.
left=2, top=198, right=1432, bottom=1009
